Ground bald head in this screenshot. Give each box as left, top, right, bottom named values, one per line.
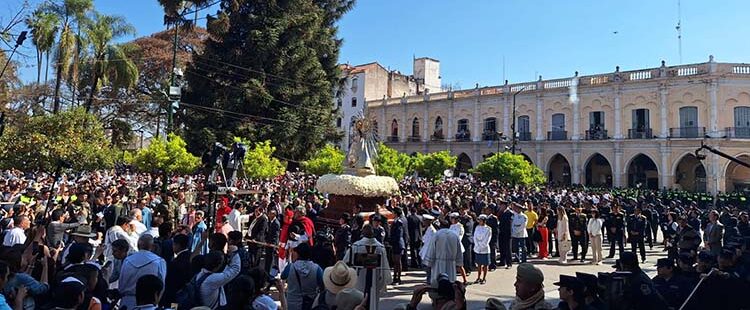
left=137, top=234, right=154, bottom=251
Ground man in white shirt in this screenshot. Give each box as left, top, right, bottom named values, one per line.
left=2, top=215, right=30, bottom=246
left=226, top=203, right=249, bottom=232
left=511, top=203, right=529, bottom=263
left=130, top=209, right=147, bottom=236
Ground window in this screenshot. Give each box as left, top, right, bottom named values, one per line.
left=589, top=111, right=604, bottom=129
left=518, top=116, right=530, bottom=132
left=336, top=117, right=342, bottom=128
left=391, top=119, right=398, bottom=136
left=457, top=119, right=469, bottom=132
left=351, top=77, right=358, bottom=91
left=735, top=107, right=750, bottom=127
left=337, top=98, right=342, bottom=108
left=483, top=117, right=497, bottom=133
left=351, top=97, right=357, bottom=107
left=551, top=113, right=565, bottom=131
left=632, top=109, right=650, bottom=129
left=679, top=107, right=698, bottom=127
left=411, top=118, right=420, bottom=137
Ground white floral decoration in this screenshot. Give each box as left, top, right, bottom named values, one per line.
left=315, top=174, right=399, bottom=197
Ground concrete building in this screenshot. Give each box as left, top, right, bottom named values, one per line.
left=367, top=56, right=750, bottom=193
left=334, top=57, right=441, bottom=149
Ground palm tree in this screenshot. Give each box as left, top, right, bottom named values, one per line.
left=42, top=0, right=93, bottom=113
left=26, top=9, right=59, bottom=85
left=83, top=12, right=137, bottom=113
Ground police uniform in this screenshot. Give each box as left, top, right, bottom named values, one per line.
left=626, top=269, right=669, bottom=310
left=605, top=210, right=625, bottom=258
left=627, top=213, right=648, bottom=262
left=569, top=212, right=589, bottom=261
left=652, top=273, right=691, bottom=309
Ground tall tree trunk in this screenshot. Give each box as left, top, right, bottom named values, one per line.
left=85, top=59, right=102, bottom=113
left=44, top=52, right=50, bottom=85
left=53, top=63, right=63, bottom=113
left=36, top=49, right=42, bottom=84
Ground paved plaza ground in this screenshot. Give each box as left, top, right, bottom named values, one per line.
left=379, top=243, right=666, bottom=310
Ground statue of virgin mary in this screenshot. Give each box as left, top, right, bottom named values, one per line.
left=344, top=112, right=378, bottom=176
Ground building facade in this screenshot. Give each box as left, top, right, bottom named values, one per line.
left=368, top=56, right=750, bottom=193
left=334, top=58, right=441, bottom=149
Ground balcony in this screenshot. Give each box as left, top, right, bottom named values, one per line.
left=430, top=133, right=445, bottom=141
left=517, top=132, right=532, bottom=141
left=482, top=132, right=500, bottom=141
left=455, top=131, right=471, bottom=142
left=386, top=136, right=400, bottom=143
left=547, top=131, right=568, bottom=141
left=585, top=129, right=609, bottom=140
left=407, top=136, right=422, bottom=142
left=726, top=127, right=750, bottom=138
left=628, top=128, right=653, bottom=139
left=670, top=127, right=705, bottom=138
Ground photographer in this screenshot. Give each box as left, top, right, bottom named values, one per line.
left=397, top=273, right=466, bottom=310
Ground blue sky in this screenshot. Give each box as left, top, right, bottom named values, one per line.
left=6, top=0, right=750, bottom=88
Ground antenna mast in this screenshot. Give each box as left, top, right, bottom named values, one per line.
left=676, top=0, right=683, bottom=64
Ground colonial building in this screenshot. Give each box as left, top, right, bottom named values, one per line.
left=368, top=56, right=750, bottom=193
left=334, top=57, right=441, bottom=149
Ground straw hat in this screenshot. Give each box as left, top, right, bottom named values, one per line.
left=323, top=261, right=358, bottom=294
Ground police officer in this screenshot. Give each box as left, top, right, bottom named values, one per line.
left=619, top=252, right=669, bottom=310
left=652, top=258, right=691, bottom=309
left=627, top=207, right=648, bottom=263
left=570, top=206, right=589, bottom=263
left=605, top=205, right=626, bottom=258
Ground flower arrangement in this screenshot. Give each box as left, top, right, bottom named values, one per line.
left=315, top=174, right=399, bottom=197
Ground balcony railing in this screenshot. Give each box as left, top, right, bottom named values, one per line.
left=407, top=136, right=421, bottom=142
left=628, top=128, right=653, bottom=139
left=430, top=134, right=445, bottom=141
left=482, top=132, right=500, bottom=141
left=386, top=136, right=400, bottom=142
left=455, top=132, right=471, bottom=142
left=670, top=127, right=705, bottom=138
left=547, top=131, right=568, bottom=141
left=517, top=132, right=532, bottom=141
left=726, top=127, right=750, bottom=138
left=585, top=129, right=608, bottom=140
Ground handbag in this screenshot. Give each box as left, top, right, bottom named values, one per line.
left=558, top=239, right=572, bottom=253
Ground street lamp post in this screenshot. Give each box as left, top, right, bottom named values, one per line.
left=510, top=86, right=526, bottom=154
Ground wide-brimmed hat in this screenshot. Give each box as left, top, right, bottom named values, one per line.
left=70, top=225, right=97, bottom=238
left=323, top=261, right=358, bottom=294
left=335, top=288, right=364, bottom=310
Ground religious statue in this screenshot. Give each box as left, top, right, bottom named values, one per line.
left=345, top=112, right=378, bottom=176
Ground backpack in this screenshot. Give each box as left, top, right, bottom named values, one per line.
left=176, top=272, right=211, bottom=309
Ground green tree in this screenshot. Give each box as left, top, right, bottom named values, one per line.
left=414, top=151, right=457, bottom=181
left=471, top=152, right=546, bottom=185
left=82, top=12, right=137, bottom=113
left=0, top=108, right=113, bottom=171
left=26, top=9, right=59, bottom=85
left=41, top=0, right=93, bottom=113
left=374, top=143, right=412, bottom=180
left=164, top=0, right=353, bottom=159
left=237, top=139, right=285, bottom=179
left=131, top=133, right=200, bottom=174
left=303, top=144, right=344, bottom=175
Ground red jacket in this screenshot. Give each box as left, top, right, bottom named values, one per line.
left=279, top=214, right=315, bottom=258
left=215, top=197, right=231, bottom=232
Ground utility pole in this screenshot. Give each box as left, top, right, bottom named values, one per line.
left=510, top=86, right=526, bottom=154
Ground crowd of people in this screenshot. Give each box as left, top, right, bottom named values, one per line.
left=0, top=169, right=749, bottom=310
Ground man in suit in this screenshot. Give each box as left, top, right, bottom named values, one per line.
left=704, top=210, right=724, bottom=257
left=247, top=206, right=269, bottom=266
left=389, top=207, right=409, bottom=284
left=264, top=208, right=281, bottom=274
left=498, top=201, right=514, bottom=269
left=162, top=234, right=191, bottom=307
left=484, top=207, right=500, bottom=270
left=406, top=207, right=423, bottom=268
